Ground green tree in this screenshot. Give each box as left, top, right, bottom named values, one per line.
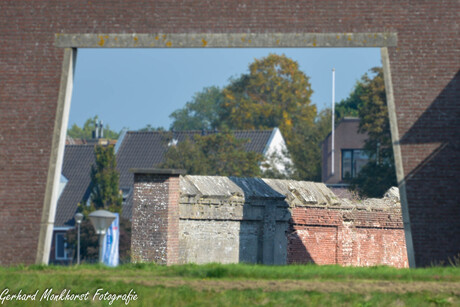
left=138, top=125, right=165, bottom=132
left=334, top=81, right=365, bottom=122
left=349, top=67, right=397, bottom=197
left=217, top=54, right=319, bottom=180
left=170, top=86, right=224, bottom=131
left=288, top=109, right=332, bottom=181
left=66, top=145, right=130, bottom=262
left=88, top=145, right=123, bottom=212
left=220, top=54, right=316, bottom=142
left=67, top=115, right=120, bottom=140
left=160, top=132, right=263, bottom=177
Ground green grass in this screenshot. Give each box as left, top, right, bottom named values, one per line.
left=11, top=262, right=460, bottom=281
left=0, top=263, right=458, bottom=306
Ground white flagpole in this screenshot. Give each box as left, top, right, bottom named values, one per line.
left=331, top=68, right=335, bottom=176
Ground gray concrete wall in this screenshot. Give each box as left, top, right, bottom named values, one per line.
left=177, top=176, right=290, bottom=264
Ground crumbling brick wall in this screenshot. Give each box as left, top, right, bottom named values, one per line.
left=288, top=206, right=408, bottom=268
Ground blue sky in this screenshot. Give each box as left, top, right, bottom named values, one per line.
left=70, top=48, right=381, bottom=132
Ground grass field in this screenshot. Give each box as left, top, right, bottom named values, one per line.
left=0, top=263, right=459, bottom=306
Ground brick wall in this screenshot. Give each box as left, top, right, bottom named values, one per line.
left=131, top=170, right=183, bottom=265
left=288, top=207, right=408, bottom=268
left=0, top=1, right=458, bottom=266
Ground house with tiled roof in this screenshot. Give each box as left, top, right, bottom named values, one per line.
left=116, top=128, right=290, bottom=218
left=50, top=145, right=95, bottom=264
left=116, top=128, right=291, bottom=218
left=50, top=128, right=291, bottom=263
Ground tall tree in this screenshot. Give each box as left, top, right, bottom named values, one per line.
left=89, top=145, right=123, bottom=212
left=170, top=86, right=224, bottom=131
left=334, top=81, right=365, bottom=122
left=67, top=115, right=120, bottom=140
left=67, top=145, right=128, bottom=262
left=218, top=54, right=318, bottom=180
left=220, top=54, right=316, bottom=142
left=349, top=67, right=397, bottom=197
left=160, top=132, right=263, bottom=177
left=289, top=109, right=332, bottom=181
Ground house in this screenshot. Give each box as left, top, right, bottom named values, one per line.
left=50, top=128, right=291, bottom=263
left=49, top=145, right=95, bottom=264
left=321, top=117, right=369, bottom=185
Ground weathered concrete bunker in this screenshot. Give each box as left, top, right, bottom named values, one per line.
left=131, top=170, right=408, bottom=267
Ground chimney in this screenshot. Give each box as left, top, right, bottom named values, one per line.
left=99, top=120, right=104, bottom=138
left=94, top=121, right=99, bottom=139
left=130, top=168, right=185, bottom=265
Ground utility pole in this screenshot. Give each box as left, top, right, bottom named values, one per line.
left=331, top=68, right=335, bottom=176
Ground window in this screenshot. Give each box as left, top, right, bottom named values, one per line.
left=55, top=233, right=70, bottom=260
left=341, top=149, right=369, bottom=180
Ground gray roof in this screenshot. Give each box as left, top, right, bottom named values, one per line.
left=116, top=130, right=275, bottom=219
left=54, top=129, right=277, bottom=226
left=55, top=145, right=95, bottom=227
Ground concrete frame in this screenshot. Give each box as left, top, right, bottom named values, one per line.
left=40, top=32, right=415, bottom=266
left=37, top=48, right=76, bottom=264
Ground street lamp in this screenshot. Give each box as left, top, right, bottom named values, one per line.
left=74, top=212, right=84, bottom=265
left=88, top=210, right=116, bottom=264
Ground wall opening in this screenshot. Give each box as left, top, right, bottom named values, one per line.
left=41, top=32, right=413, bottom=267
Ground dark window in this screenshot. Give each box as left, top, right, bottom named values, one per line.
left=55, top=233, right=69, bottom=260
left=341, top=149, right=369, bottom=180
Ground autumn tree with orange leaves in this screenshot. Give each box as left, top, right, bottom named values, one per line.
left=219, top=54, right=320, bottom=179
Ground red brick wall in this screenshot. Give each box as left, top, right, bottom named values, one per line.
left=0, top=1, right=458, bottom=266
left=166, top=175, right=180, bottom=265
left=288, top=207, right=408, bottom=268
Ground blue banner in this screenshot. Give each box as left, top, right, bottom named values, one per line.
left=102, top=213, right=119, bottom=266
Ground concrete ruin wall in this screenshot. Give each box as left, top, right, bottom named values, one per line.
left=178, top=176, right=290, bottom=265
left=1, top=1, right=458, bottom=266
left=131, top=170, right=408, bottom=267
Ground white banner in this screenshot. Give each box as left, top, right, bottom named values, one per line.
left=102, top=213, right=119, bottom=266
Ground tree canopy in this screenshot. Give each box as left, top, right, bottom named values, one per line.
left=88, top=145, right=123, bottom=213
left=219, top=54, right=316, bottom=141
left=169, top=86, right=224, bottom=131
left=160, top=132, right=263, bottom=177
left=289, top=109, right=332, bottom=181
left=138, top=125, right=165, bottom=132
left=67, top=116, right=120, bottom=140
left=347, top=67, right=397, bottom=197
left=167, top=54, right=323, bottom=181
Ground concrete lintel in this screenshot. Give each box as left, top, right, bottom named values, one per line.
left=130, top=168, right=186, bottom=175
left=55, top=32, right=397, bottom=48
